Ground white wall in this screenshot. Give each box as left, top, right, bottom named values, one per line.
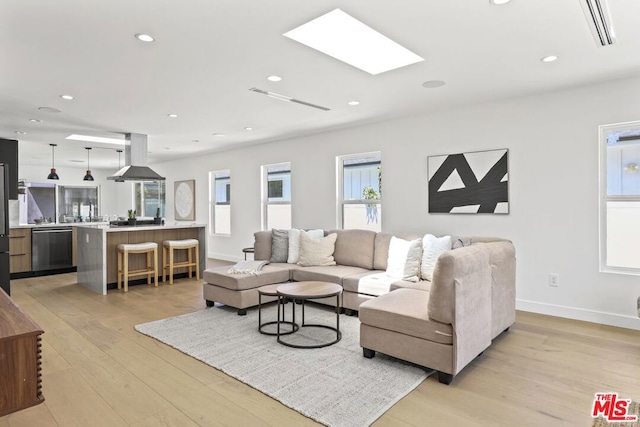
left=151, top=75, right=640, bottom=330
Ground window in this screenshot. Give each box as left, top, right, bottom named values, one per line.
left=600, top=121, right=640, bottom=274
left=262, top=163, right=291, bottom=230
left=337, top=152, right=382, bottom=231
left=134, top=181, right=165, bottom=218
left=209, top=170, right=231, bottom=235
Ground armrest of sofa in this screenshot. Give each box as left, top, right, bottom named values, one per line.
left=253, top=231, right=272, bottom=260
left=428, top=245, right=489, bottom=325
left=428, top=246, right=492, bottom=374
left=470, top=240, right=516, bottom=338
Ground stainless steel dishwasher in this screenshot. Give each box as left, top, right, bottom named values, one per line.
left=32, top=227, right=73, bottom=271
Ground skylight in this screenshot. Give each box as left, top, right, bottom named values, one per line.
left=283, top=9, right=424, bottom=75
left=66, top=134, right=124, bottom=145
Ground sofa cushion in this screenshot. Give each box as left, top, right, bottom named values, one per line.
left=287, top=229, right=323, bottom=264
left=342, top=271, right=396, bottom=296
left=373, top=232, right=393, bottom=271
left=390, top=280, right=431, bottom=292
left=359, top=288, right=453, bottom=345
left=292, top=265, right=370, bottom=285
left=328, top=229, right=376, bottom=269
left=386, top=236, right=422, bottom=282
left=421, top=234, right=452, bottom=281
left=298, top=232, right=337, bottom=266
left=203, top=265, right=291, bottom=291
left=270, top=229, right=289, bottom=263
left=254, top=231, right=272, bottom=260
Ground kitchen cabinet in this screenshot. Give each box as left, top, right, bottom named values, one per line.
left=72, top=227, right=77, bottom=267
left=0, top=289, right=44, bottom=416
left=9, top=228, right=31, bottom=273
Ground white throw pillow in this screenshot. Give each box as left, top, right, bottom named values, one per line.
left=385, top=236, right=422, bottom=282
left=297, top=232, right=337, bottom=267
left=421, top=234, right=452, bottom=281
left=287, top=229, right=323, bottom=264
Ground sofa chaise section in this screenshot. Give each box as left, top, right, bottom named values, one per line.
left=359, top=241, right=513, bottom=384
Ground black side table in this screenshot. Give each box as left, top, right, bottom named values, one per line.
left=242, top=247, right=254, bottom=260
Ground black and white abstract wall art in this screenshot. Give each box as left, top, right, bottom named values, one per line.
left=428, top=148, right=509, bottom=214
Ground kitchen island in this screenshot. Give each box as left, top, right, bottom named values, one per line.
left=76, top=224, right=206, bottom=294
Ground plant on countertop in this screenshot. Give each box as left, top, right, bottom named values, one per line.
left=127, top=209, right=137, bottom=219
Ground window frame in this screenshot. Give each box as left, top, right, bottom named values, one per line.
left=133, top=180, right=165, bottom=218
left=261, top=162, right=291, bottom=230
left=599, top=120, right=640, bottom=275
left=336, top=151, right=382, bottom=231
left=209, top=169, right=231, bottom=236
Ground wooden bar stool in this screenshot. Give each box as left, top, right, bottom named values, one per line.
left=162, top=239, right=200, bottom=284
left=117, top=242, right=158, bottom=292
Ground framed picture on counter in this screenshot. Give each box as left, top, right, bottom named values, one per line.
left=174, top=180, right=195, bottom=221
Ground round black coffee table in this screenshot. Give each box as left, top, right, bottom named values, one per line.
left=276, top=281, right=342, bottom=349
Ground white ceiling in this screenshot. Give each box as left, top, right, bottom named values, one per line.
left=2, top=0, right=640, bottom=170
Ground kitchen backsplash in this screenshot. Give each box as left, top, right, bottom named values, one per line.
left=8, top=200, right=19, bottom=227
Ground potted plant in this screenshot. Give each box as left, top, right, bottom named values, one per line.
left=127, top=209, right=137, bottom=226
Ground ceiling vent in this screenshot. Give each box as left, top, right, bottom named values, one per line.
left=249, top=88, right=330, bottom=111
left=580, top=0, right=616, bottom=46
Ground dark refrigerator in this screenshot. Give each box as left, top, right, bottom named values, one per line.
left=0, top=163, right=10, bottom=296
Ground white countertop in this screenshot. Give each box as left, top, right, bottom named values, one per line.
left=78, top=223, right=206, bottom=232
left=12, top=222, right=110, bottom=229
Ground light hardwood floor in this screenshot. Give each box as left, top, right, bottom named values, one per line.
left=1, top=271, right=639, bottom=427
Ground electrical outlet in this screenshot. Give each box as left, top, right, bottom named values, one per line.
left=549, top=273, right=559, bottom=287
left=85, top=234, right=89, bottom=243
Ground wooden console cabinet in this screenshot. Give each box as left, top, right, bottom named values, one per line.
left=0, top=289, right=44, bottom=416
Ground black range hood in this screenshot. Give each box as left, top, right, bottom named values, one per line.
left=108, top=133, right=165, bottom=181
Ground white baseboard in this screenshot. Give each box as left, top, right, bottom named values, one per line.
left=207, top=252, right=243, bottom=263
left=516, top=299, right=640, bottom=331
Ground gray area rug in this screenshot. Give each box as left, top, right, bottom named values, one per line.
left=135, top=302, right=433, bottom=427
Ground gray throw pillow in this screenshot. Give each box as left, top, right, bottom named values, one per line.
left=270, top=229, right=289, bottom=263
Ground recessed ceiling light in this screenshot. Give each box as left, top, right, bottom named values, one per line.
left=267, top=75, right=282, bottom=82
left=14, top=131, right=26, bottom=135
left=135, top=33, right=155, bottom=42
left=69, top=159, right=85, bottom=163
left=167, top=113, right=178, bottom=118
left=29, top=119, right=42, bottom=123
left=244, top=127, right=253, bottom=131
left=348, top=101, right=360, bottom=106
left=38, top=107, right=61, bottom=113
left=213, top=133, right=225, bottom=137
left=284, top=9, right=424, bottom=75
left=541, top=55, right=559, bottom=63
left=60, top=94, right=74, bottom=100
left=422, top=80, right=446, bottom=88
left=66, top=134, right=124, bottom=145
left=489, top=0, right=512, bottom=5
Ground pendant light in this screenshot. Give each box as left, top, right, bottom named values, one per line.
left=47, top=144, right=59, bottom=179
left=83, top=147, right=94, bottom=181
left=115, top=149, right=124, bottom=182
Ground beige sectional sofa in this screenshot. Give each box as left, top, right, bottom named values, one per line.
left=202, top=229, right=516, bottom=384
